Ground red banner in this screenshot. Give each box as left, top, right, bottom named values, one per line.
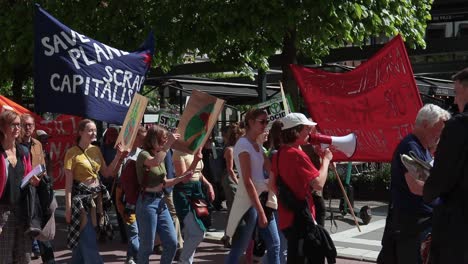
left=0, top=95, right=79, bottom=189
left=291, top=35, right=422, bottom=162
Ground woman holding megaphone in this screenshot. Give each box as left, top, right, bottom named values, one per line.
left=272, top=112, right=336, bottom=264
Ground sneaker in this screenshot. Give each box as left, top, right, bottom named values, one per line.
left=31, top=251, right=41, bottom=260
left=174, top=248, right=182, bottom=261
left=125, top=258, right=136, bottom=264
left=153, top=244, right=163, bottom=255
left=221, top=235, right=232, bottom=248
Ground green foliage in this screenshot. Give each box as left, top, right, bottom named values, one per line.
left=141, top=85, right=161, bottom=108
left=0, top=80, right=13, bottom=97
left=0, top=0, right=433, bottom=101
left=326, top=163, right=391, bottom=200
left=150, top=0, right=433, bottom=73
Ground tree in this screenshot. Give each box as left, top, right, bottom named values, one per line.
left=148, top=0, right=433, bottom=107
left=0, top=0, right=154, bottom=103
left=1, top=0, right=433, bottom=107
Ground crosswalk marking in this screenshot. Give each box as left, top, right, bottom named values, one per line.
left=330, top=219, right=385, bottom=261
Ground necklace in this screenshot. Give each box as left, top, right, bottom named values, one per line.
left=5, top=148, right=17, bottom=167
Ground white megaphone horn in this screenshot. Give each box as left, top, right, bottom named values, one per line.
left=308, top=133, right=357, bottom=158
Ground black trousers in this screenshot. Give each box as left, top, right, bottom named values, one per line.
left=283, top=227, right=325, bottom=264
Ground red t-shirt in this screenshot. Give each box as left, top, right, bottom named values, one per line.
left=272, top=145, right=319, bottom=230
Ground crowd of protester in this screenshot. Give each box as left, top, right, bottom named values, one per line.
left=0, top=67, right=467, bottom=264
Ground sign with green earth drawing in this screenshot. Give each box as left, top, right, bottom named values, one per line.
left=157, top=111, right=180, bottom=133
left=115, top=93, right=148, bottom=152
left=172, top=90, right=225, bottom=154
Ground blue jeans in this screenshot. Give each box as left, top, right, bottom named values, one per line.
left=136, top=193, right=177, bottom=264
left=179, top=212, right=205, bottom=264
left=126, top=220, right=139, bottom=261
left=32, top=239, right=40, bottom=253
left=71, top=214, right=103, bottom=264
left=225, top=207, right=280, bottom=264
left=275, top=211, right=288, bottom=264
left=39, top=240, right=56, bottom=264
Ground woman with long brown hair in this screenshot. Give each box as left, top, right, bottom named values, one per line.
left=0, top=110, right=35, bottom=263
left=135, top=125, right=192, bottom=264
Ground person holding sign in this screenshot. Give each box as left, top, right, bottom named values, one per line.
left=64, top=119, right=127, bottom=264
left=172, top=147, right=215, bottom=264
left=0, top=110, right=38, bottom=263
left=136, top=125, right=193, bottom=264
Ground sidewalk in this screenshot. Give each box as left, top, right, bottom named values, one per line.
left=32, top=221, right=376, bottom=264
left=54, top=190, right=385, bottom=262
left=205, top=199, right=386, bottom=262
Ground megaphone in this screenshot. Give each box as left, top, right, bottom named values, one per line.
left=309, top=133, right=357, bottom=158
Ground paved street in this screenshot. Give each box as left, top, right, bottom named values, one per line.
left=325, top=201, right=386, bottom=262
left=43, top=191, right=384, bottom=263
left=205, top=199, right=386, bottom=262
left=32, top=222, right=375, bottom=264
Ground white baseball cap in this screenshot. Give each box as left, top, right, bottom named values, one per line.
left=281, top=113, right=317, bottom=130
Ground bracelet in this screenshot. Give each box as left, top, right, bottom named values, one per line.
left=175, top=175, right=184, bottom=183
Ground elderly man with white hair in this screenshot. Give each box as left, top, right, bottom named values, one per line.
left=378, top=103, right=451, bottom=264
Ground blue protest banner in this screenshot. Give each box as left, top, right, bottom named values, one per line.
left=34, top=4, right=154, bottom=124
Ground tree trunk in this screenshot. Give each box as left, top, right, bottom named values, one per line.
left=11, top=67, right=26, bottom=104
left=281, top=28, right=298, bottom=111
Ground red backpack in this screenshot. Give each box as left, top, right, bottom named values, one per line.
left=119, top=159, right=149, bottom=206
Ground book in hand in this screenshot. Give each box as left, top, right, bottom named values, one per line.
left=400, top=151, right=432, bottom=181
left=21, top=164, right=46, bottom=189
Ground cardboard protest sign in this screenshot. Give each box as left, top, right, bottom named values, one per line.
left=173, top=90, right=225, bottom=154
left=115, top=94, right=148, bottom=151
left=241, top=96, right=290, bottom=126
left=157, top=111, right=180, bottom=133
left=34, top=5, right=154, bottom=124
left=257, top=97, right=290, bottom=123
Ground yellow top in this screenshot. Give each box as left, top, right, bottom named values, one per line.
left=64, top=145, right=104, bottom=182
left=172, top=150, right=204, bottom=181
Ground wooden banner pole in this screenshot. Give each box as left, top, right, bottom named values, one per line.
left=331, top=163, right=361, bottom=232
left=279, top=81, right=290, bottom=114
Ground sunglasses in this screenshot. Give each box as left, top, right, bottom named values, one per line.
left=256, top=119, right=268, bottom=125
left=10, top=123, right=21, bottom=129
